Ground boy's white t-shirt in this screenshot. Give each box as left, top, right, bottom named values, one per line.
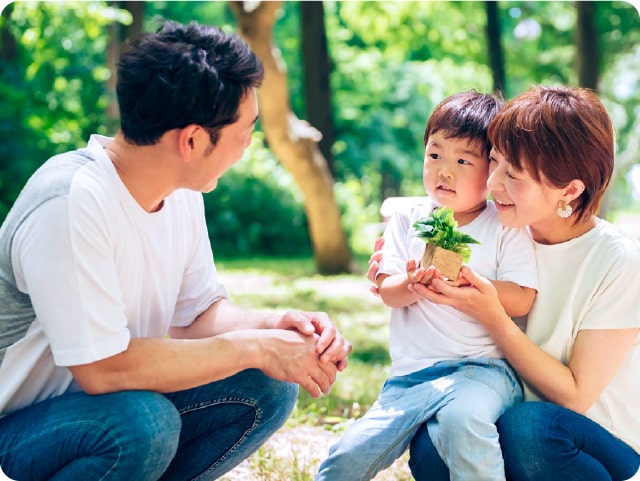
left=524, top=219, right=640, bottom=453
left=379, top=198, right=538, bottom=377
left=0, top=135, right=227, bottom=415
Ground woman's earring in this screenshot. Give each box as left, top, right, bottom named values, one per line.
left=557, top=200, right=573, bottom=218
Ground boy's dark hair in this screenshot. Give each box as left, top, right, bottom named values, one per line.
left=116, top=21, right=264, bottom=146
left=423, top=91, right=504, bottom=155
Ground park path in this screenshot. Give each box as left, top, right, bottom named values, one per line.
left=220, top=424, right=412, bottom=480
left=217, top=270, right=411, bottom=480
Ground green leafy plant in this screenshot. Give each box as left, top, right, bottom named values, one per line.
left=413, top=207, right=480, bottom=263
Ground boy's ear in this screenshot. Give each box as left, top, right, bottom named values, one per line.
left=562, top=179, right=586, bottom=203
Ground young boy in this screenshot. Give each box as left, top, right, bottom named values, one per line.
left=315, top=92, right=538, bottom=481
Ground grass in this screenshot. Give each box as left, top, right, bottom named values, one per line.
left=215, top=255, right=414, bottom=480
left=215, top=255, right=391, bottom=421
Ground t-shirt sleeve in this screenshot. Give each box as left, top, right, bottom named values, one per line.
left=170, top=194, right=228, bottom=328
left=378, top=209, right=414, bottom=277
left=12, top=196, right=130, bottom=367
left=580, top=235, right=640, bottom=331
left=496, top=226, right=539, bottom=291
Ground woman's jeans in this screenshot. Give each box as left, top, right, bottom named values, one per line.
left=315, top=358, right=521, bottom=481
left=0, top=368, right=297, bottom=481
left=409, top=401, right=640, bottom=481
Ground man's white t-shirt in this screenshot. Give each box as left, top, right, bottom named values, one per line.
left=0, top=135, right=227, bottom=415
left=379, top=198, right=539, bottom=377
left=524, top=219, right=640, bottom=452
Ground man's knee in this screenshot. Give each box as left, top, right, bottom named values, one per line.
left=247, top=370, right=298, bottom=427
left=1, top=391, right=182, bottom=481
left=100, top=391, right=181, bottom=470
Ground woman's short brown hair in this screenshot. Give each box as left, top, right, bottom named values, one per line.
left=488, top=85, right=614, bottom=223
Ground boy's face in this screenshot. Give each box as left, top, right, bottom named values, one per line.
left=423, top=132, right=489, bottom=221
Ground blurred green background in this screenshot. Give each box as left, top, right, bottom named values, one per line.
left=1, top=1, right=639, bottom=269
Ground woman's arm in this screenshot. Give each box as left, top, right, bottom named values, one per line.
left=410, top=267, right=638, bottom=413
left=369, top=235, right=536, bottom=317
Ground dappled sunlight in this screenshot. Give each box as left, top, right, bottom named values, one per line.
left=215, top=258, right=415, bottom=479
left=220, top=425, right=413, bottom=481
left=432, top=376, right=455, bottom=392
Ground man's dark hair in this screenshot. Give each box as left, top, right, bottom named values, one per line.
left=116, top=21, right=264, bottom=145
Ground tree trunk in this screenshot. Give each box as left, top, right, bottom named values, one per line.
left=106, top=1, right=145, bottom=132
left=229, top=1, right=353, bottom=274
left=575, top=1, right=608, bottom=216
left=0, top=3, right=17, bottom=63
left=300, top=1, right=335, bottom=175
left=575, top=1, right=599, bottom=91
left=485, top=1, right=506, bottom=95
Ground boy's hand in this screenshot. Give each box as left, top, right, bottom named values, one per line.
left=406, top=259, right=440, bottom=286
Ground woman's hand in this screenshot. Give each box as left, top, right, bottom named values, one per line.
left=408, top=266, right=507, bottom=326
left=367, top=237, right=385, bottom=296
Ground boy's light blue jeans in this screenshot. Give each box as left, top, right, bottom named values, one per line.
left=0, top=368, right=297, bottom=481
left=315, top=358, right=521, bottom=481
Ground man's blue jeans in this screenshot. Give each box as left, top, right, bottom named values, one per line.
left=0, top=368, right=297, bottom=481
left=316, top=358, right=521, bottom=481
left=409, top=401, right=640, bottom=481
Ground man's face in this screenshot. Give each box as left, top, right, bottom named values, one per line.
left=196, top=88, right=259, bottom=193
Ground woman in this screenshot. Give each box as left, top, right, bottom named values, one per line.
left=372, top=86, right=640, bottom=481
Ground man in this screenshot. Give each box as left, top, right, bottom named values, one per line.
left=0, top=21, right=351, bottom=480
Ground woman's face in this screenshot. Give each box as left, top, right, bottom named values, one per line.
left=487, top=148, right=564, bottom=234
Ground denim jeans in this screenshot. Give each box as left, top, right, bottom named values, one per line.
left=500, top=401, right=640, bottom=481
left=0, top=368, right=297, bottom=481
left=409, top=401, right=640, bottom=481
left=315, top=358, right=521, bottom=481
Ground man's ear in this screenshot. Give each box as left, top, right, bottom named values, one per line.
left=177, top=125, right=202, bottom=162
left=562, top=179, right=586, bottom=203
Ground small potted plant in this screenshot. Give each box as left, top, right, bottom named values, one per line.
left=413, top=207, right=480, bottom=280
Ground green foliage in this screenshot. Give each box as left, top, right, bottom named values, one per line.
left=326, top=1, right=495, bottom=200
left=216, top=256, right=392, bottom=420
left=0, top=1, right=123, bottom=219
left=498, top=2, right=576, bottom=97
left=596, top=3, right=640, bottom=214
left=333, top=177, right=381, bottom=256
left=1, top=0, right=639, bottom=252
left=203, top=132, right=312, bottom=257
left=214, top=256, right=419, bottom=479
left=413, top=207, right=480, bottom=262
left=144, top=1, right=235, bottom=34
